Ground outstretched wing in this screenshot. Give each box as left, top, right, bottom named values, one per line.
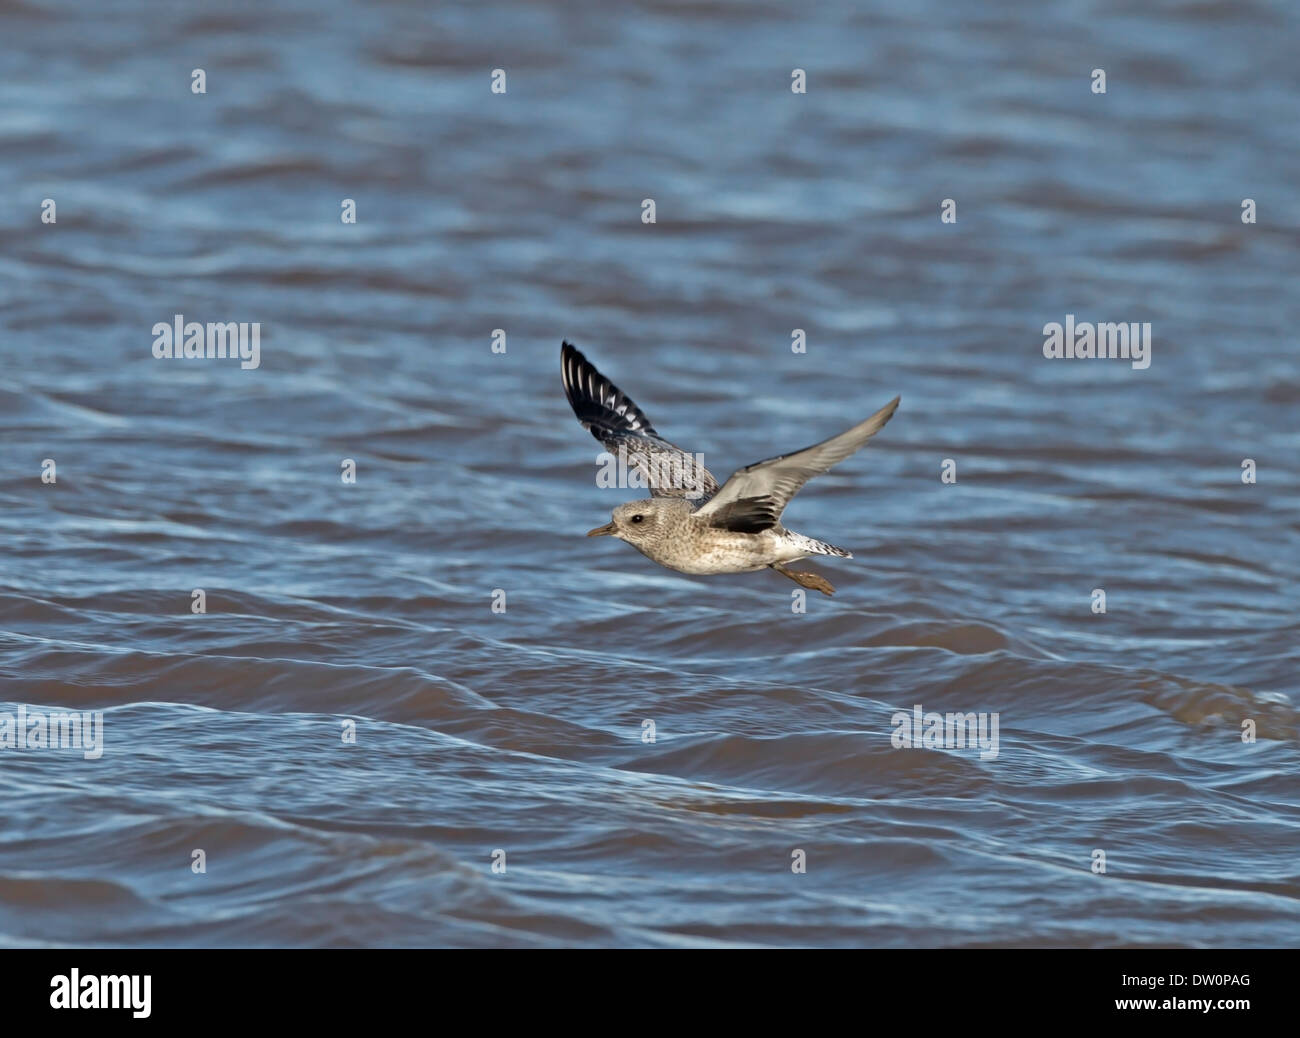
left=694, top=396, right=900, bottom=531
left=561, top=341, right=719, bottom=499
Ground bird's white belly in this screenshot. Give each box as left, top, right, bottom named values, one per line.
left=636, top=529, right=802, bottom=575
left=669, top=552, right=771, bottom=575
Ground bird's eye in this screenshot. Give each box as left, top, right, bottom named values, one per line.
left=630, top=514, right=644, bottom=524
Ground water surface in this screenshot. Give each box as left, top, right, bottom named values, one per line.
left=1, top=0, right=1298, bottom=946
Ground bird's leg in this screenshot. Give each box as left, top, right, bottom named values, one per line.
left=770, top=563, right=835, bottom=597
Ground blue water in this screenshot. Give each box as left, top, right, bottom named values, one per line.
left=0, top=0, right=1297, bottom=946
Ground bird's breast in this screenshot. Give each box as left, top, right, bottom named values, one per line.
left=634, top=525, right=784, bottom=574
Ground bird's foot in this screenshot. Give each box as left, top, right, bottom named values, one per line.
left=771, top=563, right=835, bottom=596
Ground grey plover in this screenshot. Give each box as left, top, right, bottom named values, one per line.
left=562, top=342, right=899, bottom=596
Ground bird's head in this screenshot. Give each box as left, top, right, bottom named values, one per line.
left=586, top=499, right=682, bottom=550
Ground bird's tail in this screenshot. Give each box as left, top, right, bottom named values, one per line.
left=790, top=532, right=852, bottom=559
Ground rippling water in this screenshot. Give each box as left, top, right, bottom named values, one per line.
left=1, top=0, right=1298, bottom=947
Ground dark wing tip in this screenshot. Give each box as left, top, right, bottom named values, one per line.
left=560, top=341, right=658, bottom=440
left=560, top=340, right=580, bottom=377
left=560, top=340, right=591, bottom=391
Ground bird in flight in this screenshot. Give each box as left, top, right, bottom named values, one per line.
left=561, top=342, right=899, bottom=596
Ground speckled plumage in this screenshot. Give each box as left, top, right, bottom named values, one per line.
left=562, top=342, right=899, bottom=596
